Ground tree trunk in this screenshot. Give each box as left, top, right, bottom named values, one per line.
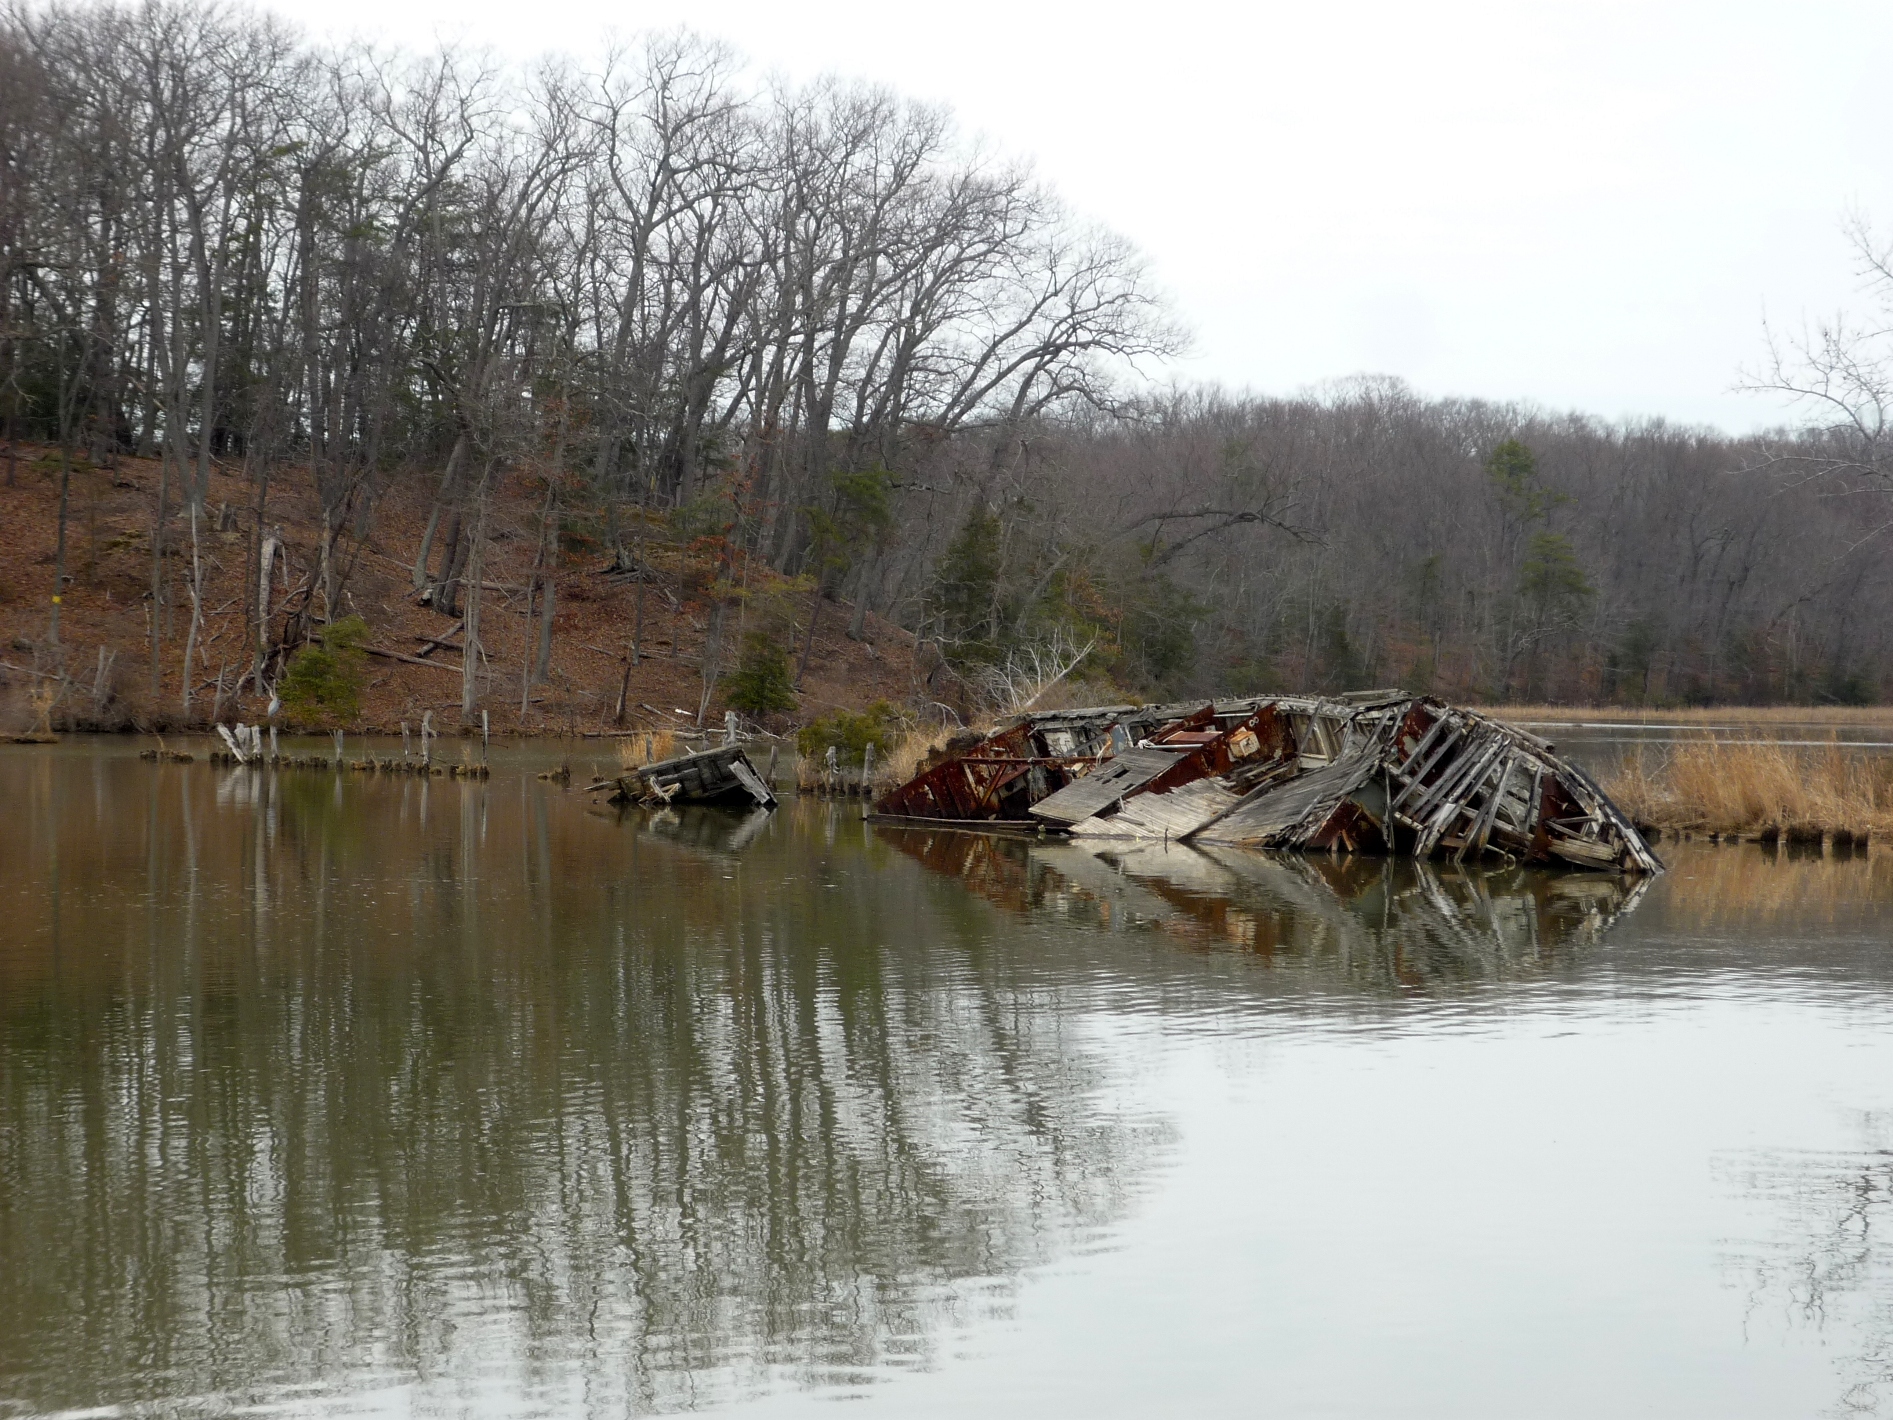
left=249, top=445, right=274, bottom=692
left=318, top=507, right=335, bottom=622
left=528, top=477, right=558, bottom=685
left=630, top=488, right=647, bottom=665
left=435, top=512, right=467, bottom=617
left=535, top=580, right=555, bottom=683
left=697, top=599, right=725, bottom=725
left=255, top=523, right=281, bottom=692
left=412, top=432, right=466, bottom=590
left=460, top=466, right=491, bottom=719
left=847, top=550, right=878, bottom=641
left=519, top=583, right=535, bottom=721
left=50, top=442, right=71, bottom=648
left=181, top=501, right=204, bottom=714
left=149, top=446, right=169, bottom=697
left=794, top=583, right=823, bottom=689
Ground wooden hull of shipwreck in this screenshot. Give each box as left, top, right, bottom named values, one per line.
left=591, top=744, right=777, bottom=809
left=869, top=693, right=1661, bottom=874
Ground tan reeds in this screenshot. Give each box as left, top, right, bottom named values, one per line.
left=616, top=730, right=678, bottom=770
left=1494, top=704, right=1893, bottom=729
left=1607, top=737, right=1893, bottom=840
left=876, top=727, right=949, bottom=787
left=793, top=725, right=963, bottom=797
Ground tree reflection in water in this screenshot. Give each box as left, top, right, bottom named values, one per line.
left=0, top=762, right=1171, bottom=1415
left=0, top=753, right=1662, bottom=1417
left=1721, top=1120, right=1893, bottom=1416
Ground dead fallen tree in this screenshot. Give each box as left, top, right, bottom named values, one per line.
left=870, top=692, right=1662, bottom=874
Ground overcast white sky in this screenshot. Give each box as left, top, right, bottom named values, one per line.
left=265, top=0, right=1893, bottom=433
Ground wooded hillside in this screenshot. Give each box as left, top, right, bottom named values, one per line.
left=3, top=1, right=1888, bottom=733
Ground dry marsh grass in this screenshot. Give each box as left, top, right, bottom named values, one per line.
left=1492, top=704, right=1893, bottom=728
left=616, top=730, right=680, bottom=771
left=793, top=722, right=990, bottom=796
left=1606, top=739, right=1893, bottom=840
left=874, top=730, right=938, bottom=788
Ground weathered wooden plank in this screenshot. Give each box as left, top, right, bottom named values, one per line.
left=1195, top=745, right=1379, bottom=847
left=1068, top=778, right=1242, bottom=839
left=1415, top=739, right=1506, bottom=857
left=729, top=758, right=776, bottom=807
left=1547, top=831, right=1618, bottom=868
left=619, top=743, right=779, bottom=809
left=1391, top=712, right=1451, bottom=781
left=1462, top=754, right=1516, bottom=861
left=1404, top=730, right=1499, bottom=826
left=1390, top=719, right=1465, bottom=809
left=1029, top=748, right=1182, bottom=825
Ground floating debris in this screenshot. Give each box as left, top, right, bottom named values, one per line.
left=872, top=692, right=1661, bottom=874
left=586, top=743, right=777, bottom=810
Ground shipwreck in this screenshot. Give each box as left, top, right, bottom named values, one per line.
left=871, top=692, right=1661, bottom=874
left=587, top=743, right=778, bottom=810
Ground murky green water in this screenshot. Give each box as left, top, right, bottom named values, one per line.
left=4, top=741, right=1893, bottom=1418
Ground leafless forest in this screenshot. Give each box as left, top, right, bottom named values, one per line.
left=4, top=0, right=1890, bottom=715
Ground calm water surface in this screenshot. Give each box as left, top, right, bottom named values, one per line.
left=3, top=741, right=1892, bottom=1418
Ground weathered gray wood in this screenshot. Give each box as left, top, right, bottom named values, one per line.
left=1415, top=739, right=1505, bottom=857
left=1403, top=731, right=1495, bottom=825
left=1547, top=831, right=1618, bottom=868
left=1452, top=755, right=1508, bottom=862
left=1560, top=759, right=1662, bottom=872
left=1184, top=760, right=1303, bottom=838
left=1462, top=754, right=1516, bottom=861
left=626, top=743, right=781, bottom=809
left=1391, top=720, right=1465, bottom=809
left=1069, top=778, right=1241, bottom=839
left=1392, top=713, right=1451, bottom=781
left=1030, top=748, right=1182, bottom=825
left=1196, top=745, right=1379, bottom=846
left=729, top=758, right=776, bottom=808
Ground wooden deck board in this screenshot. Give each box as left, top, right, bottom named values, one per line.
left=1028, top=748, right=1182, bottom=825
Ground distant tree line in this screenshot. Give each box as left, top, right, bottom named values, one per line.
left=966, top=385, right=1892, bottom=706
left=3, top=0, right=1887, bottom=710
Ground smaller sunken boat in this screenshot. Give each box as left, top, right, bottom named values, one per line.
left=589, top=743, right=777, bottom=809
left=871, top=692, right=1660, bottom=873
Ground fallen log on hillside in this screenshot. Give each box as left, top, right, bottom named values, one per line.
left=870, top=692, right=1661, bottom=874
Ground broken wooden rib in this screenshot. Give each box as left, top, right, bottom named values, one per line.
left=869, top=693, right=1660, bottom=874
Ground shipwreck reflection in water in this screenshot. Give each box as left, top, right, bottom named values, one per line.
left=879, top=827, right=1650, bottom=990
